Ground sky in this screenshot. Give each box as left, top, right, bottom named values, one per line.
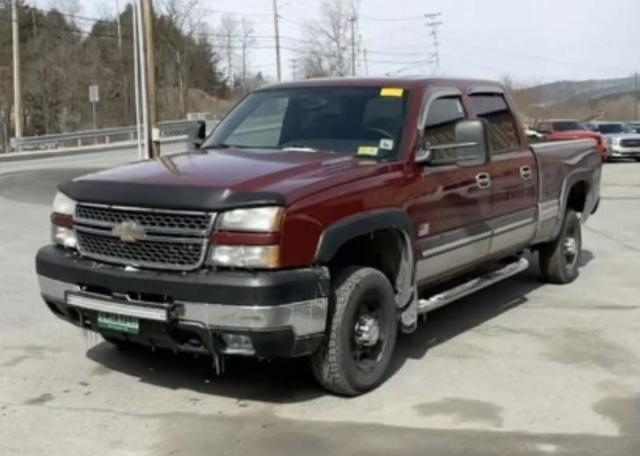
left=32, top=0, right=640, bottom=85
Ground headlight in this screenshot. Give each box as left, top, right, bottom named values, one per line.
left=211, top=245, right=280, bottom=269
left=51, top=192, right=77, bottom=249
left=611, top=138, right=620, bottom=145
left=52, top=191, right=76, bottom=216
left=218, top=207, right=283, bottom=232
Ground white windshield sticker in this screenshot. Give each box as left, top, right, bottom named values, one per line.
left=379, top=139, right=394, bottom=150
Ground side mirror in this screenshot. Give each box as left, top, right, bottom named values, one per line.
left=416, top=119, right=489, bottom=167
left=190, top=121, right=207, bottom=150
left=454, top=119, right=489, bottom=167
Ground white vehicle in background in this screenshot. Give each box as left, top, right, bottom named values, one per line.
left=591, top=121, right=640, bottom=162
left=626, top=122, right=640, bottom=134
left=525, top=128, right=544, bottom=141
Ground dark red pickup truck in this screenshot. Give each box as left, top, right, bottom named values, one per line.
left=36, top=78, right=601, bottom=395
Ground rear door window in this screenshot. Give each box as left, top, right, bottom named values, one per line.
left=470, top=94, right=520, bottom=154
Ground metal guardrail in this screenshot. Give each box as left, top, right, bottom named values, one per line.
left=8, top=120, right=212, bottom=153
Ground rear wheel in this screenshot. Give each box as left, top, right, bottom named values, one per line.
left=539, top=209, right=582, bottom=284
left=311, top=267, right=398, bottom=396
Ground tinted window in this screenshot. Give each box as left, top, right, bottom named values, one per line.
left=553, top=121, right=585, bottom=132
left=470, top=94, right=520, bottom=153
left=205, top=87, right=409, bottom=159
left=424, top=96, right=466, bottom=163
left=597, top=123, right=626, bottom=134
left=424, top=97, right=466, bottom=144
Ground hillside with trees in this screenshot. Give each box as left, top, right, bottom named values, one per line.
left=0, top=0, right=236, bottom=150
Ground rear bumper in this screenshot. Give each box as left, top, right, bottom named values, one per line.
left=36, top=246, right=329, bottom=358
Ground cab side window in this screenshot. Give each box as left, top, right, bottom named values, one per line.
left=424, top=96, right=466, bottom=163
left=470, top=94, right=520, bottom=154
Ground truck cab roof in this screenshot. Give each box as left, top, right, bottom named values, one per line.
left=260, top=77, right=506, bottom=93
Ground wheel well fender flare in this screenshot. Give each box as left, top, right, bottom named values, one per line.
left=313, top=209, right=416, bottom=309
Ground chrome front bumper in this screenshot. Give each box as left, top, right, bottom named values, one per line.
left=38, top=275, right=328, bottom=338
left=610, top=145, right=640, bottom=157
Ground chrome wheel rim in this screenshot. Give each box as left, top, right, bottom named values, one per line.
left=563, top=226, right=579, bottom=268
left=351, top=300, right=386, bottom=373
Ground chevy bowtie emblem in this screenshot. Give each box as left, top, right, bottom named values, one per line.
left=112, top=221, right=145, bottom=242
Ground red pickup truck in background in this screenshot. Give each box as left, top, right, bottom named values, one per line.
left=36, top=78, right=602, bottom=396
left=535, top=119, right=608, bottom=160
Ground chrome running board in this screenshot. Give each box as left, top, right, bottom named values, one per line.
left=418, top=257, right=530, bottom=314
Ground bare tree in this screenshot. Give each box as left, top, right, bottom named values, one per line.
left=158, top=0, right=206, bottom=116
left=299, top=0, right=358, bottom=78
left=217, top=15, right=239, bottom=86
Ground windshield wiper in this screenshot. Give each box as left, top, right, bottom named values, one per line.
left=203, top=143, right=264, bottom=150
left=202, top=143, right=231, bottom=149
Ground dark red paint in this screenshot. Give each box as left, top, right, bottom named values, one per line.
left=71, top=78, right=540, bottom=269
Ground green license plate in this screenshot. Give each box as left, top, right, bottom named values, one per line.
left=98, top=313, right=140, bottom=335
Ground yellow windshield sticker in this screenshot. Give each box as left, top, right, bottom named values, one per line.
left=358, top=146, right=379, bottom=156
left=380, top=87, right=404, bottom=97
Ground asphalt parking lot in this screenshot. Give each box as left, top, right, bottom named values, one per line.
left=1, top=153, right=639, bottom=455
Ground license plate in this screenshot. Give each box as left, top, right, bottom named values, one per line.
left=98, top=313, right=140, bottom=335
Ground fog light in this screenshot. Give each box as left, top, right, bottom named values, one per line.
left=221, top=334, right=255, bottom=355
left=51, top=225, right=78, bottom=249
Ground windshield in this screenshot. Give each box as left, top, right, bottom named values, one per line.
left=597, top=123, right=627, bottom=134
left=552, top=121, right=585, bottom=132
left=204, top=87, right=409, bottom=159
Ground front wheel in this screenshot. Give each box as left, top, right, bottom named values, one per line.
left=311, top=267, right=398, bottom=396
left=539, top=209, right=582, bottom=284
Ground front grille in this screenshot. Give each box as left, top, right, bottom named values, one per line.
left=76, top=205, right=211, bottom=235
left=74, top=204, right=215, bottom=271
left=621, top=139, right=640, bottom=148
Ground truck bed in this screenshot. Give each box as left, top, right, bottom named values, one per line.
left=530, top=138, right=602, bottom=245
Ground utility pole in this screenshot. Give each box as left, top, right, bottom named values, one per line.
left=141, top=0, right=159, bottom=158
left=363, top=48, right=369, bottom=76
left=226, top=29, right=233, bottom=84
left=115, top=0, right=122, bottom=50
left=349, top=15, right=357, bottom=76
left=133, top=0, right=145, bottom=160
left=635, top=72, right=639, bottom=120
left=241, top=40, right=247, bottom=87
left=272, top=0, right=282, bottom=81
left=11, top=0, right=23, bottom=138
left=425, top=13, right=443, bottom=75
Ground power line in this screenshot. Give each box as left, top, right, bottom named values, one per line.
left=425, top=13, right=442, bottom=75
left=359, top=14, right=426, bottom=22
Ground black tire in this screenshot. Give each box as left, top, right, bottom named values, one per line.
left=539, top=209, right=582, bottom=284
left=311, top=267, right=398, bottom=396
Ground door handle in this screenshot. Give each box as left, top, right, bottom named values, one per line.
left=475, top=173, right=491, bottom=189
left=520, top=166, right=533, bottom=180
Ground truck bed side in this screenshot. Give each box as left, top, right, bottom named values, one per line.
left=531, top=139, right=602, bottom=245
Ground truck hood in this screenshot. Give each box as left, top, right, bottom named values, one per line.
left=60, top=149, right=385, bottom=211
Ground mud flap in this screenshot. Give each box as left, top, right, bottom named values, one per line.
left=399, top=288, right=418, bottom=334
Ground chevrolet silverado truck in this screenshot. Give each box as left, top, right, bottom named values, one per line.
left=590, top=121, right=640, bottom=161
left=535, top=119, right=608, bottom=160
left=36, top=78, right=601, bottom=396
